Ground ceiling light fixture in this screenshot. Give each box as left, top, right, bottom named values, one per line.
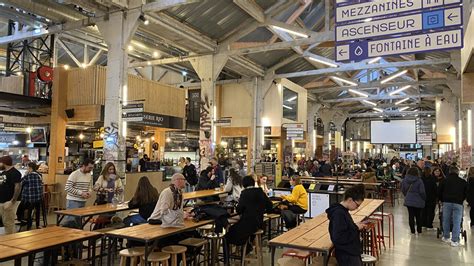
left=380, top=70, right=408, bottom=84
left=395, top=98, right=410, bottom=105
left=283, top=104, right=293, bottom=110
left=367, top=57, right=381, bottom=64
left=287, top=96, right=297, bottom=102
left=362, top=100, right=377, bottom=106
left=139, top=14, right=149, bottom=25
left=399, top=106, right=409, bottom=112
left=389, top=85, right=411, bottom=95
left=348, top=89, right=369, bottom=97
left=373, top=107, right=384, bottom=113
left=331, top=76, right=358, bottom=86
left=307, top=56, right=338, bottom=68
left=271, top=25, right=309, bottom=38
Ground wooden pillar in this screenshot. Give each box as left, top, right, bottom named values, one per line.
left=48, top=67, right=68, bottom=184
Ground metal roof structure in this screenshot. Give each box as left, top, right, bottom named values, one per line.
left=0, top=0, right=464, bottom=119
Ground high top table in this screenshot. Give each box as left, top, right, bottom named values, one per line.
left=55, top=202, right=131, bottom=228
left=269, top=199, right=385, bottom=266
left=0, top=226, right=101, bottom=265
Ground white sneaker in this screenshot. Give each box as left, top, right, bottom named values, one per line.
left=451, top=241, right=461, bottom=247
left=441, top=237, right=451, bottom=243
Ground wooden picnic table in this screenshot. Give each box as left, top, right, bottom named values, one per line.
left=183, top=189, right=228, bottom=200
left=55, top=203, right=131, bottom=228
left=269, top=198, right=385, bottom=266
left=0, top=245, right=28, bottom=265
left=0, top=226, right=101, bottom=265
left=104, top=219, right=214, bottom=266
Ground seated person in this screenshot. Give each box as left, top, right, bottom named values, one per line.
left=124, top=176, right=159, bottom=226
left=196, top=166, right=219, bottom=190
left=148, top=174, right=198, bottom=250
left=280, top=176, right=308, bottom=228
left=224, top=175, right=273, bottom=263
left=326, top=184, right=366, bottom=266
left=224, top=168, right=243, bottom=202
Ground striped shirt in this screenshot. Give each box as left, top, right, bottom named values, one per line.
left=65, top=169, right=92, bottom=202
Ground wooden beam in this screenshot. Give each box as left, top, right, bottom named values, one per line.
left=233, top=0, right=265, bottom=23
left=229, top=42, right=268, bottom=49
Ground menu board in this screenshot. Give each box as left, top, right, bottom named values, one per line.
left=310, top=193, right=330, bottom=218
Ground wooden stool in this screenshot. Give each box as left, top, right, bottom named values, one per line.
left=142, top=252, right=170, bottom=266
left=309, top=256, right=338, bottom=266
left=277, top=257, right=305, bottom=266
left=178, top=238, right=208, bottom=266
left=49, top=191, right=61, bottom=212
left=264, top=213, right=281, bottom=239
left=162, top=245, right=187, bottom=266
left=198, top=224, right=214, bottom=235
left=245, top=229, right=264, bottom=266
left=373, top=212, right=395, bottom=248
left=119, top=247, right=145, bottom=266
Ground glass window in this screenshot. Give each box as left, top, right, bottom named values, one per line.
left=283, top=87, right=298, bottom=121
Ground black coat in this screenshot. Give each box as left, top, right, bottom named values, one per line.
left=438, top=173, right=468, bottom=205
left=195, top=172, right=219, bottom=191
left=422, top=175, right=438, bottom=205
left=467, top=177, right=474, bottom=205
left=326, top=203, right=361, bottom=257
left=225, top=187, right=273, bottom=245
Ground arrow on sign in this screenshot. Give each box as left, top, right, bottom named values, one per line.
left=447, top=13, right=458, bottom=21
left=338, top=49, right=347, bottom=57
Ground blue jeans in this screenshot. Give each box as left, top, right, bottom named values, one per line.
left=442, top=202, right=464, bottom=242
left=123, top=214, right=147, bottom=226
left=63, top=200, right=86, bottom=228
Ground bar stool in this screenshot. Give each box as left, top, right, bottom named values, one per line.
left=178, top=238, right=209, bottom=266
left=264, top=213, right=281, bottom=239
left=368, top=216, right=386, bottom=251
left=141, top=252, right=170, bottom=266
left=373, top=212, right=395, bottom=248
left=277, top=257, right=305, bottom=266
left=361, top=254, right=377, bottom=265
left=245, top=229, right=264, bottom=266
left=308, top=256, right=338, bottom=266
left=48, top=184, right=61, bottom=212
left=295, top=214, right=306, bottom=226
left=162, top=245, right=187, bottom=266
left=361, top=222, right=379, bottom=258
left=119, top=247, right=145, bottom=266
left=224, top=238, right=249, bottom=266
left=282, top=249, right=312, bottom=264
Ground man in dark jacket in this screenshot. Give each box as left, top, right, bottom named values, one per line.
left=326, top=184, right=366, bottom=266
left=182, top=157, right=198, bottom=191
left=438, top=166, right=468, bottom=247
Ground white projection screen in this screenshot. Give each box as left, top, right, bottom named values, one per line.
left=371, top=120, right=416, bottom=144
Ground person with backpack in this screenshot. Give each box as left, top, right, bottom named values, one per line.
left=401, top=167, right=426, bottom=235
left=182, top=157, right=198, bottom=192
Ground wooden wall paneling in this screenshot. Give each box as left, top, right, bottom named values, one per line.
left=66, top=105, right=102, bottom=122
left=462, top=73, right=474, bottom=103
left=0, top=76, right=23, bottom=95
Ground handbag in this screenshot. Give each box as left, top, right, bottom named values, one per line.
left=161, top=209, right=184, bottom=228
left=95, top=193, right=107, bottom=205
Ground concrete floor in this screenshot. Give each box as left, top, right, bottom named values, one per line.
left=1, top=202, right=473, bottom=265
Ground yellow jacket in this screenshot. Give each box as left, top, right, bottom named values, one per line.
left=282, top=184, right=308, bottom=210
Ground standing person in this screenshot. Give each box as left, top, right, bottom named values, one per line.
left=17, top=162, right=43, bottom=230
left=326, top=184, right=366, bottom=266
left=280, top=176, right=308, bottom=229
left=224, top=168, right=243, bottom=202
left=401, top=167, right=426, bottom=234
left=319, top=154, right=333, bottom=176
left=432, top=167, right=445, bottom=185
left=210, top=157, right=224, bottom=184
left=124, top=176, right=159, bottom=226
left=178, top=157, right=186, bottom=169
left=439, top=166, right=468, bottom=247
left=224, top=175, right=273, bottom=263
left=421, top=167, right=437, bottom=230
left=0, top=156, right=22, bottom=234
left=182, top=157, right=198, bottom=192
left=93, top=162, right=123, bottom=205
left=64, top=158, right=94, bottom=228
left=467, top=167, right=474, bottom=227
left=139, top=154, right=150, bottom=172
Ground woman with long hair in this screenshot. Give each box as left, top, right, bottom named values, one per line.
left=280, top=176, right=308, bottom=228
left=93, top=162, right=123, bottom=204
left=401, top=167, right=426, bottom=234
left=432, top=167, right=446, bottom=185
left=224, top=168, right=243, bottom=202
left=124, top=176, right=160, bottom=226
left=256, top=175, right=270, bottom=194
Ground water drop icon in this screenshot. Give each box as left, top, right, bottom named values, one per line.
left=355, top=46, right=363, bottom=56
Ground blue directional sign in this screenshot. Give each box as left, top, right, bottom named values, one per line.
left=336, top=0, right=462, bottom=24
left=336, top=7, right=462, bottom=42
left=336, top=28, right=463, bottom=62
